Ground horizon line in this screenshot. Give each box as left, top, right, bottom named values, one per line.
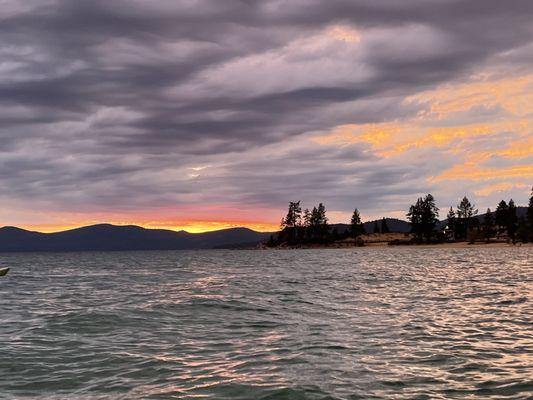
left=2, top=217, right=412, bottom=235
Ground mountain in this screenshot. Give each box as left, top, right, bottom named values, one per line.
left=0, top=224, right=274, bottom=252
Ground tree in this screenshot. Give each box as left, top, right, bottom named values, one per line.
left=373, top=221, right=380, bottom=233
left=309, top=203, right=328, bottom=240
left=457, top=196, right=477, bottom=219
left=456, top=196, right=477, bottom=240
left=303, top=208, right=311, bottom=227
left=317, top=203, right=329, bottom=239
left=482, top=208, right=494, bottom=242
left=381, top=218, right=390, bottom=233
left=507, top=199, right=518, bottom=244
left=407, top=198, right=423, bottom=241
left=495, top=200, right=508, bottom=235
left=420, top=194, right=439, bottom=242
left=407, top=194, right=439, bottom=242
left=350, top=208, right=365, bottom=245
left=303, top=208, right=311, bottom=239
left=446, top=207, right=456, bottom=240
left=281, top=201, right=302, bottom=242
left=526, top=188, right=533, bottom=242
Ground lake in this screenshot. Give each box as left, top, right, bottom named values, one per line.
left=0, top=248, right=531, bottom=399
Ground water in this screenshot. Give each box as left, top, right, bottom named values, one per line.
left=0, top=248, right=532, bottom=400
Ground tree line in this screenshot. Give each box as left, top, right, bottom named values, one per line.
left=270, top=187, right=533, bottom=246
left=406, top=188, right=533, bottom=243
left=269, top=201, right=368, bottom=246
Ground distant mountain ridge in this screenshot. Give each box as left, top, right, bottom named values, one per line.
left=0, top=224, right=274, bottom=252
left=1, top=208, right=527, bottom=252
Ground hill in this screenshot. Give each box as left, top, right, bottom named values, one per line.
left=330, top=218, right=411, bottom=234
left=0, top=224, right=273, bottom=252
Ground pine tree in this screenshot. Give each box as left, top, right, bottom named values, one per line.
left=303, top=208, right=311, bottom=240
left=482, top=208, right=494, bottom=242
left=303, top=208, right=311, bottom=227
left=457, top=196, right=477, bottom=219
left=407, top=194, right=439, bottom=242
left=309, top=206, right=319, bottom=238
left=317, top=203, right=328, bottom=239
left=373, top=221, right=380, bottom=233
left=381, top=218, right=390, bottom=233
left=308, top=203, right=328, bottom=241
left=507, top=199, right=518, bottom=244
left=495, top=200, right=508, bottom=235
left=407, top=198, right=424, bottom=241
left=456, top=196, right=477, bottom=240
left=317, top=203, right=328, bottom=225
left=421, top=194, right=439, bottom=242
left=281, top=201, right=302, bottom=243
left=526, top=188, right=533, bottom=242
left=446, top=207, right=456, bottom=240
left=350, top=208, right=365, bottom=244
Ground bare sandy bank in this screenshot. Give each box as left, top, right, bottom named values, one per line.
left=269, top=242, right=533, bottom=250
left=367, top=241, right=533, bottom=249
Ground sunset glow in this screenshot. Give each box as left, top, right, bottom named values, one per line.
left=23, top=220, right=280, bottom=234
left=0, top=1, right=531, bottom=232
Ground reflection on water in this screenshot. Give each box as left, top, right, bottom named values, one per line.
left=0, top=248, right=532, bottom=399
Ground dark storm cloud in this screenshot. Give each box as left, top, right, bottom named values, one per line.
left=0, top=0, right=532, bottom=218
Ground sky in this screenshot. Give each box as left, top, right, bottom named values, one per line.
left=0, top=0, right=532, bottom=233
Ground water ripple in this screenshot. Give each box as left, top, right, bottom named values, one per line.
left=0, top=248, right=532, bottom=399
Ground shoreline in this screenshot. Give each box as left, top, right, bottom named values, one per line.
left=265, top=241, right=533, bottom=250
left=371, top=241, right=532, bottom=249
left=264, top=231, right=533, bottom=249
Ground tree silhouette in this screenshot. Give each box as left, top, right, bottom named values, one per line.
left=526, top=188, right=533, bottom=242
left=456, top=196, right=477, bottom=240
left=316, top=203, right=328, bottom=239
left=446, top=207, right=456, bottom=239
left=303, top=208, right=311, bottom=239
left=407, top=194, right=439, bottom=242
left=482, top=208, right=494, bottom=242
left=507, top=199, right=518, bottom=244
left=373, top=221, right=380, bottom=233
left=495, top=200, right=508, bottom=236
left=350, top=208, right=365, bottom=245
left=281, top=201, right=302, bottom=243
left=308, top=203, right=328, bottom=240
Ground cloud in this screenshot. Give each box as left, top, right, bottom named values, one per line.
left=0, top=0, right=532, bottom=230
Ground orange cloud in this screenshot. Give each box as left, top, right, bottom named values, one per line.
left=312, top=72, right=532, bottom=193
left=474, top=182, right=530, bottom=197
left=432, top=165, right=533, bottom=182
left=497, top=136, right=533, bottom=159
left=407, top=74, right=533, bottom=117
